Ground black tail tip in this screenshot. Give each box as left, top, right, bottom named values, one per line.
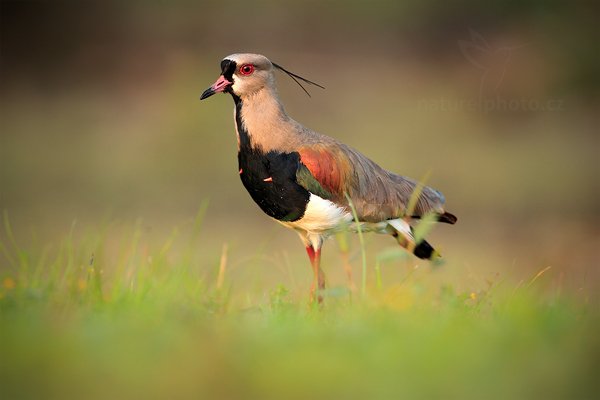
left=414, top=240, right=437, bottom=260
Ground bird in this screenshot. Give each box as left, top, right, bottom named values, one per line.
left=200, top=53, right=457, bottom=303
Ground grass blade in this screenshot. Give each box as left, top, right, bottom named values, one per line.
left=345, top=192, right=367, bottom=297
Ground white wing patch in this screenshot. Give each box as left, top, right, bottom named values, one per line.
left=386, top=218, right=415, bottom=240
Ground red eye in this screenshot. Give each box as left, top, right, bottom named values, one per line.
left=239, top=64, right=255, bottom=75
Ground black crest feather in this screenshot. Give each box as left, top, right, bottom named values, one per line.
left=272, top=62, right=325, bottom=97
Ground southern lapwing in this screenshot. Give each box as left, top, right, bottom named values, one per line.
left=200, top=53, right=457, bottom=302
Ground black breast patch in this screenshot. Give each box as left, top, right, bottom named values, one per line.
left=238, top=147, right=310, bottom=222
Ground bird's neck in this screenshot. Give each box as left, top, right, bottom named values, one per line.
left=233, top=87, right=301, bottom=153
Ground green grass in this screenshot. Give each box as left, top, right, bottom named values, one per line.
left=0, top=214, right=597, bottom=400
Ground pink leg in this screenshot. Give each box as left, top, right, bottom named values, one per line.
left=306, top=245, right=325, bottom=303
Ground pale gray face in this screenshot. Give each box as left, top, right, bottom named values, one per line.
left=225, top=53, right=275, bottom=98
left=200, top=53, right=275, bottom=101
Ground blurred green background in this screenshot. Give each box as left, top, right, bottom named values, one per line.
left=1, top=1, right=599, bottom=398
left=1, top=0, right=598, bottom=291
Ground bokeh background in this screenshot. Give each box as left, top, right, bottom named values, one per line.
left=1, top=1, right=599, bottom=399
left=2, top=0, right=598, bottom=295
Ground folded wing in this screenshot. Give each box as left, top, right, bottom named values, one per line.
left=296, top=143, right=456, bottom=223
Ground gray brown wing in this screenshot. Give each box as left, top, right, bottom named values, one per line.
left=338, top=144, right=449, bottom=222
left=296, top=138, right=453, bottom=223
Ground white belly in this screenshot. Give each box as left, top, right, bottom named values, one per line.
left=279, top=194, right=352, bottom=234
left=278, top=193, right=412, bottom=240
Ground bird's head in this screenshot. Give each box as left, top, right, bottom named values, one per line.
left=200, top=53, right=274, bottom=101
left=200, top=53, right=324, bottom=102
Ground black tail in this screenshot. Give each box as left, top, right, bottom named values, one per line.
left=413, top=239, right=437, bottom=260
left=392, top=230, right=440, bottom=260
